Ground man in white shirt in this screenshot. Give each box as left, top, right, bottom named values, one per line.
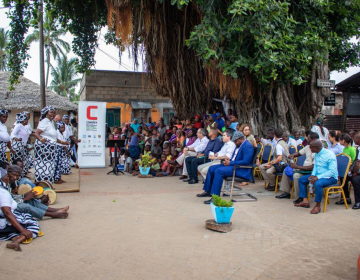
left=259, top=128, right=290, bottom=191
left=261, top=129, right=277, bottom=156
left=294, top=132, right=303, bottom=146
left=197, top=130, right=236, bottom=179
left=282, top=132, right=297, bottom=148
left=177, top=128, right=209, bottom=179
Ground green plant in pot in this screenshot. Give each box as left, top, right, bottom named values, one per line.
left=211, top=195, right=234, bottom=224
left=138, top=154, right=155, bottom=175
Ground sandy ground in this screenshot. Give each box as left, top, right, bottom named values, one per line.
left=0, top=165, right=359, bottom=280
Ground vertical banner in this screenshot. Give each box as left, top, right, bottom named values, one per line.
left=78, top=101, right=107, bottom=168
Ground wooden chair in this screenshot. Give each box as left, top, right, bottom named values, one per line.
left=258, top=144, right=273, bottom=189
left=289, top=145, right=297, bottom=155
left=297, top=144, right=304, bottom=152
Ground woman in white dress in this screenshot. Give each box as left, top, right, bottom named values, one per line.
left=54, top=121, right=69, bottom=184
left=10, top=113, right=29, bottom=164
left=0, top=110, right=14, bottom=162
left=34, top=106, right=58, bottom=183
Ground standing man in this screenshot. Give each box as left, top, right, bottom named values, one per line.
left=177, top=128, right=209, bottom=180
left=198, top=129, right=236, bottom=179
left=259, top=128, right=289, bottom=191
left=197, top=131, right=254, bottom=204
left=350, top=132, right=360, bottom=209
left=295, top=140, right=338, bottom=214
left=184, top=129, right=223, bottom=184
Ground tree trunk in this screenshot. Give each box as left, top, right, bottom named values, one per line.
left=45, top=49, right=50, bottom=87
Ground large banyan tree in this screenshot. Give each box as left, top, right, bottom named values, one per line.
left=4, top=0, right=360, bottom=133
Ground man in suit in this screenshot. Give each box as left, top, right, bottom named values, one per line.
left=197, top=131, right=254, bottom=204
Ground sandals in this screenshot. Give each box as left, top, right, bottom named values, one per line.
left=310, top=206, right=321, bottom=214
left=22, top=238, right=33, bottom=244
left=238, top=182, right=249, bottom=186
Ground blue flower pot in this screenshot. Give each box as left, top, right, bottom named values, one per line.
left=211, top=203, right=234, bottom=224
left=139, top=167, right=150, bottom=175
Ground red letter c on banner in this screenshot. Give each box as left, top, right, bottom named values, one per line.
left=87, top=106, right=98, bottom=120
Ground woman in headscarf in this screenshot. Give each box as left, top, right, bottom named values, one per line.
left=311, top=112, right=330, bottom=148
left=130, top=118, right=140, bottom=134
left=54, top=121, right=69, bottom=184
left=185, top=128, right=198, bottom=147
left=34, top=106, right=58, bottom=184
left=0, top=167, right=40, bottom=251
left=0, top=110, right=13, bottom=162
left=214, top=113, right=225, bottom=131
left=22, top=111, right=34, bottom=177
left=10, top=112, right=29, bottom=164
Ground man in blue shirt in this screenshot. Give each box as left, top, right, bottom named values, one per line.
left=295, top=140, right=338, bottom=214
left=184, top=129, right=223, bottom=184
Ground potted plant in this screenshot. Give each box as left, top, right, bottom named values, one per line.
left=138, top=154, right=155, bottom=175
left=210, top=195, right=234, bottom=224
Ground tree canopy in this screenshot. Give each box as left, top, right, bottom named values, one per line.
left=3, top=0, right=360, bottom=132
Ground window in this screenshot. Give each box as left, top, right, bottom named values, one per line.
left=106, top=109, right=121, bottom=127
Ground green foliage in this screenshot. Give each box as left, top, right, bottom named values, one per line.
left=49, top=54, right=80, bottom=98
left=26, top=13, right=70, bottom=86
left=0, top=28, right=9, bottom=71
left=3, top=0, right=35, bottom=89
left=138, top=154, right=156, bottom=169
left=186, top=0, right=360, bottom=85
left=212, top=195, right=233, bottom=208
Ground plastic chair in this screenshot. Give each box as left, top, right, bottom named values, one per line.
left=289, top=155, right=306, bottom=199
left=322, top=153, right=351, bottom=212
left=297, top=144, right=304, bottom=152
left=253, top=142, right=263, bottom=179
left=289, top=145, right=297, bottom=155
left=221, top=147, right=261, bottom=202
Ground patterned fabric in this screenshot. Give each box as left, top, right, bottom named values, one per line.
left=54, top=145, right=67, bottom=181
left=39, top=106, right=55, bottom=121
left=34, top=140, right=56, bottom=183
left=10, top=139, right=25, bottom=164
left=0, top=110, right=9, bottom=116
left=0, top=141, right=8, bottom=162
left=0, top=210, right=40, bottom=240
left=56, top=121, right=64, bottom=129
left=63, top=115, right=69, bottom=119
left=16, top=112, right=28, bottom=123
left=22, top=149, right=33, bottom=177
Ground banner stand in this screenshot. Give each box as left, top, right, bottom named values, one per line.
left=78, top=101, right=107, bottom=168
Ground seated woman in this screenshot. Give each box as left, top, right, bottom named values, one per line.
left=0, top=167, right=40, bottom=251
left=7, top=165, right=69, bottom=219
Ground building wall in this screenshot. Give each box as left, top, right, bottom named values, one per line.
left=80, top=70, right=172, bottom=126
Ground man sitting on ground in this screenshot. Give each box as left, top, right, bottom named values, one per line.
left=177, top=128, right=209, bottom=180
left=198, top=130, right=236, bottom=180
left=295, top=139, right=338, bottom=214
left=260, top=128, right=290, bottom=191
left=184, top=128, right=223, bottom=184
left=275, top=132, right=318, bottom=200
left=197, top=131, right=254, bottom=204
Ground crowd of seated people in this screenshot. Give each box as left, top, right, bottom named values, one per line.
left=107, top=110, right=360, bottom=213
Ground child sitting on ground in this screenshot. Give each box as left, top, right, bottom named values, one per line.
left=124, top=150, right=133, bottom=173
left=150, top=158, right=161, bottom=177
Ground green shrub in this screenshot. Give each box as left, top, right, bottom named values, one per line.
left=212, top=195, right=233, bottom=207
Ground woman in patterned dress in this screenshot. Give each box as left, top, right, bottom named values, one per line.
left=54, top=121, right=69, bottom=184
left=0, top=110, right=14, bottom=162
left=23, top=111, right=34, bottom=176
left=10, top=113, right=29, bottom=164
left=0, top=167, right=40, bottom=251
left=34, top=106, right=58, bottom=184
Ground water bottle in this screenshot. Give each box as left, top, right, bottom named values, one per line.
left=309, top=183, right=314, bottom=194
left=290, top=158, right=294, bottom=164
left=225, top=182, right=230, bottom=191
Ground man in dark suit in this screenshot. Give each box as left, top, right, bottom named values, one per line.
left=197, top=131, right=254, bottom=204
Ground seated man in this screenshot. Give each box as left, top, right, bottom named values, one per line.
left=13, top=158, right=36, bottom=188
left=177, top=128, right=209, bottom=180
left=295, top=140, right=338, bottom=214
left=184, top=128, right=223, bottom=184
left=198, top=129, right=235, bottom=180
left=260, top=128, right=289, bottom=191
left=282, top=132, right=297, bottom=148
left=350, top=132, right=360, bottom=210
left=196, top=131, right=254, bottom=204
left=275, top=132, right=319, bottom=200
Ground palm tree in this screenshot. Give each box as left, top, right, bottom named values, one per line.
left=69, top=88, right=80, bottom=104
left=0, top=28, right=9, bottom=71
left=26, top=14, right=70, bottom=86
left=49, top=55, right=80, bottom=97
